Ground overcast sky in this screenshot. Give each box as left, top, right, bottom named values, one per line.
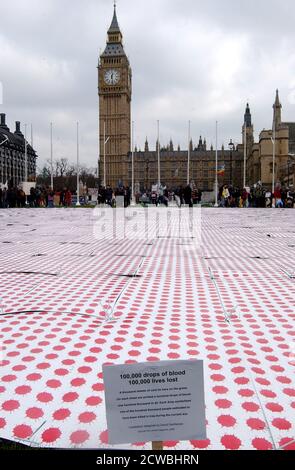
left=0, top=0, right=295, bottom=169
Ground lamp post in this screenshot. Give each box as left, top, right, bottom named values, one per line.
left=76, top=122, right=80, bottom=207
left=24, top=124, right=28, bottom=182
left=288, top=153, right=295, bottom=187
left=228, top=139, right=234, bottom=187
left=145, top=158, right=149, bottom=192
left=271, top=122, right=276, bottom=207
left=243, top=120, right=247, bottom=189
left=103, top=121, right=110, bottom=188
left=131, top=120, right=135, bottom=205
left=214, top=121, right=218, bottom=207
left=157, top=120, right=160, bottom=192
left=187, top=120, right=191, bottom=185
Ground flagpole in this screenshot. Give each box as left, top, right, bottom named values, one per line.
left=131, top=120, right=135, bottom=205
left=50, top=122, right=53, bottom=190
left=76, top=122, right=80, bottom=206
left=214, top=121, right=218, bottom=207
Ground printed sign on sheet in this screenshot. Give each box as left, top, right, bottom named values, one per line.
left=103, top=360, right=206, bottom=445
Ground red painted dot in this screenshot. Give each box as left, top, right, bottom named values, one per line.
left=53, top=408, right=71, bottom=420
left=215, top=399, right=232, bottom=409
left=78, top=367, right=92, bottom=374
left=252, top=438, right=273, bottom=450
left=218, top=415, right=236, bottom=427
left=46, top=380, right=62, bottom=389
left=55, top=368, right=69, bottom=376
left=242, top=402, right=259, bottom=412
left=211, top=374, right=225, bottom=382
left=238, top=389, right=254, bottom=398
left=37, top=392, right=53, bottom=403
left=279, top=438, right=295, bottom=451
left=190, top=439, right=210, bottom=449
left=247, top=418, right=266, bottom=430
left=42, top=428, right=61, bottom=443
left=79, top=412, right=97, bottom=423
left=221, top=435, right=241, bottom=450
left=163, top=440, right=179, bottom=447
left=260, top=389, right=277, bottom=399
left=283, top=388, right=295, bottom=397
left=100, top=430, right=108, bottom=444
left=128, top=350, right=141, bottom=357
left=167, top=352, right=180, bottom=359
left=213, top=386, right=228, bottom=395
left=276, top=376, right=291, bottom=384
left=26, top=407, right=44, bottom=419
left=86, top=396, right=102, bottom=406
left=70, top=430, right=89, bottom=444
left=71, top=378, right=86, bottom=387
left=92, top=383, right=104, bottom=392
left=272, top=418, right=292, bottom=430
left=63, top=392, right=79, bottom=403
left=26, top=373, right=41, bottom=381
left=2, top=400, right=20, bottom=411
left=0, top=418, right=6, bottom=429
left=15, top=385, right=31, bottom=395
left=235, top=377, right=249, bottom=385
left=1, top=375, right=16, bottom=382
left=13, top=425, right=33, bottom=439
left=266, top=403, right=283, bottom=413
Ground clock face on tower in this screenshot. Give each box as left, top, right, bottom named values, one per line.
left=104, top=69, right=120, bottom=85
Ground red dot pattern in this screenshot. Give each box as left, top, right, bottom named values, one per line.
left=0, top=208, right=294, bottom=449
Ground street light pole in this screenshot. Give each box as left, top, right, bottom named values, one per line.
left=288, top=153, right=295, bottom=187
left=187, top=120, right=191, bottom=185
left=76, top=122, right=80, bottom=207
left=157, top=120, right=160, bottom=191
left=24, top=124, right=28, bottom=182
left=103, top=121, right=110, bottom=188
left=243, top=121, right=247, bottom=188
left=215, top=121, right=218, bottom=207
left=131, top=120, right=135, bottom=205
left=229, top=139, right=234, bottom=187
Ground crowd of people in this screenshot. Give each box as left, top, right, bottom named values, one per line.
left=97, top=185, right=131, bottom=207
left=0, top=186, right=73, bottom=208
left=219, top=184, right=295, bottom=208
left=1, top=182, right=294, bottom=209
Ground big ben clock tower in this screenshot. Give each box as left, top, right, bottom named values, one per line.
left=98, top=3, right=132, bottom=188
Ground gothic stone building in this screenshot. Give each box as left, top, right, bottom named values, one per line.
left=0, top=113, right=37, bottom=187
left=127, top=139, right=243, bottom=192
left=98, top=4, right=132, bottom=189
left=98, top=6, right=243, bottom=191
left=99, top=7, right=294, bottom=192
left=244, top=90, right=295, bottom=188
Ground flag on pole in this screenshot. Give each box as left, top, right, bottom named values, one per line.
left=217, top=164, right=225, bottom=176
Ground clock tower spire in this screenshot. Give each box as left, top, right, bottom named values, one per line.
left=98, top=4, right=132, bottom=188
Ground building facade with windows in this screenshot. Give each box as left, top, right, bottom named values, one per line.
left=245, top=91, right=295, bottom=188
left=98, top=7, right=294, bottom=192
left=0, top=113, right=37, bottom=187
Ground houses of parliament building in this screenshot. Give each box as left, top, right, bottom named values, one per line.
left=98, top=5, right=295, bottom=191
